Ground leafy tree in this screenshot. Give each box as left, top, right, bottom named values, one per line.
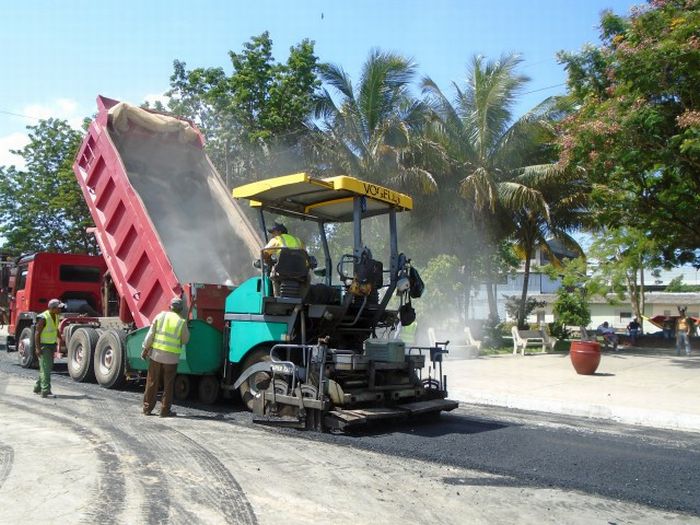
left=546, top=258, right=594, bottom=328
left=588, top=227, right=662, bottom=331
left=416, top=254, right=465, bottom=326
left=165, top=32, right=320, bottom=186
left=0, top=119, right=97, bottom=254
left=558, top=0, right=700, bottom=265
left=664, top=275, right=700, bottom=292
left=504, top=295, right=545, bottom=329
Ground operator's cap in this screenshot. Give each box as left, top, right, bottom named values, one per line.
left=267, top=222, right=287, bottom=234
left=170, top=297, right=184, bottom=312
left=48, top=298, right=66, bottom=309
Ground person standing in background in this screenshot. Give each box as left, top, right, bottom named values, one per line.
left=626, top=318, right=641, bottom=346
left=675, top=308, right=692, bottom=356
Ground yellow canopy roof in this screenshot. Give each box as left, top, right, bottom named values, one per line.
left=232, top=173, right=413, bottom=222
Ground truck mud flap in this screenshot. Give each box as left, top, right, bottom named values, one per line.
left=325, top=399, right=459, bottom=431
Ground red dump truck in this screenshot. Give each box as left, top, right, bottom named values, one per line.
left=7, top=96, right=262, bottom=403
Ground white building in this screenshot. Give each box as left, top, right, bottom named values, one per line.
left=468, top=243, right=700, bottom=331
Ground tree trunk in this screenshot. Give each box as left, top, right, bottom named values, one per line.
left=486, top=274, right=497, bottom=320
left=639, top=265, right=645, bottom=332
left=518, top=252, right=532, bottom=330
left=625, top=269, right=643, bottom=329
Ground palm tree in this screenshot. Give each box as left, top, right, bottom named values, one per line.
left=313, top=49, right=436, bottom=191
left=510, top=165, right=589, bottom=328
left=421, top=54, right=581, bottom=320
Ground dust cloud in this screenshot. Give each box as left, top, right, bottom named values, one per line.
left=110, top=129, right=262, bottom=285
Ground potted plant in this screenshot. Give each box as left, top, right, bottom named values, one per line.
left=550, top=259, right=600, bottom=375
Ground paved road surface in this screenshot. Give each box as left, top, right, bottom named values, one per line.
left=1, top=351, right=698, bottom=524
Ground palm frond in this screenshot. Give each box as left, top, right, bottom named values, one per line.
left=498, top=181, right=550, bottom=222
left=318, top=63, right=355, bottom=100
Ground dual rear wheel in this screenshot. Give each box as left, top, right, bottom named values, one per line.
left=66, top=325, right=221, bottom=404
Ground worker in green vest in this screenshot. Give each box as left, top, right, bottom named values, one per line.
left=141, top=297, right=190, bottom=417
left=263, top=222, right=305, bottom=261
left=33, top=298, right=64, bottom=398
left=263, top=222, right=308, bottom=296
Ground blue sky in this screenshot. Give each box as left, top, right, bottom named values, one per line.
left=0, top=0, right=638, bottom=168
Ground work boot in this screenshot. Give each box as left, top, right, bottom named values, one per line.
left=41, top=391, right=55, bottom=399
left=159, top=410, right=177, bottom=418
left=33, top=387, right=41, bottom=394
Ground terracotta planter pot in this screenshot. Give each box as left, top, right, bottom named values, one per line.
left=570, top=340, right=601, bottom=375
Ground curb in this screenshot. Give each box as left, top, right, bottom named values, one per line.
left=454, top=390, right=700, bottom=434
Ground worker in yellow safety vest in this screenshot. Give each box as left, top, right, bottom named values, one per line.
left=262, top=222, right=305, bottom=263
left=33, top=298, right=65, bottom=398
left=141, top=297, right=190, bottom=417
left=263, top=222, right=308, bottom=297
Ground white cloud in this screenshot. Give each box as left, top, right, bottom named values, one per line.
left=1, top=99, right=85, bottom=169
left=0, top=132, right=30, bottom=169
left=143, top=92, right=169, bottom=108
left=21, top=98, right=84, bottom=130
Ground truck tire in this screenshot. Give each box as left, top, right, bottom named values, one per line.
left=238, top=347, right=272, bottom=411
left=94, top=329, right=126, bottom=389
left=173, top=375, right=191, bottom=401
left=198, top=375, right=220, bottom=405
left=17, top=326, right=36, bottom=369
left=67, top=328, right=99, bottom=383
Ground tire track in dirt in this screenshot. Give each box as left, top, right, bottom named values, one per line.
left=12, top=393, right=183, bottom=525
left=168, top=428, right=258, bottom=525
left=2, top=397, right=127, bottom=525
left=3, top=355, right=258, bottom=523
left=84, top=395, right=257, bottom=525
left=0, top=444, right=14, bottom=490
left=38, top=379, right=255, bottom=525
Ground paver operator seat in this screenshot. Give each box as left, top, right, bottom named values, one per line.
left=269, top=248, right=311, bottom=299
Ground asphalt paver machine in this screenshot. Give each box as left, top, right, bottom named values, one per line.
left=229, top=173, right=458, bottom=430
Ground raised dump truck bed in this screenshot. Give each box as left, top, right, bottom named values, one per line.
left=73, top=96, right=261, bottom=328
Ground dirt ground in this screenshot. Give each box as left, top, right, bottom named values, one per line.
left=0, top=355, right=695, bottom=524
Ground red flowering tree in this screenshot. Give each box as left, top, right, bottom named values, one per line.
left=558, top=0, right=700, bottom=265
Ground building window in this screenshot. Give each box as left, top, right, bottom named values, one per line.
left=620, top=312, right=632, bottom=323
left=536, top=311, right=545, bottom=323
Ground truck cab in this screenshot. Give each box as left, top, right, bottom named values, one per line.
left=7, top=252, right=106, bottom=367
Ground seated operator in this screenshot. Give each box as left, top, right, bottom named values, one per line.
left=262, top=222, right=308, bottom=297
left=263, top=222, right=305, bottom=261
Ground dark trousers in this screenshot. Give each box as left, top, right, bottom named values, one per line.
left=34, top=345, right=54, bottom=394
left=143, top=360, right=177, bottom=414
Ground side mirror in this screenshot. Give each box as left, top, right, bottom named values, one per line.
left=313, top=268, right=327, bottom=277
left=253, top=259, right=262, bottom=269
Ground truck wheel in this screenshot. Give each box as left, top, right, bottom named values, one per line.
left=17, top=327, right=35, bottom=369
left=67, top=328, right=99, bottom=383
left=94, top=329, right=126, bottom=389
left=198, top=375, right=220, bottom=405
left=238, top=348, right=272, bottom=411
left=173, top=375, right=191, bottom=401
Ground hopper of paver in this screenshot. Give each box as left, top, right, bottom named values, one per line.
left=73, top=96, right=262, bottom=329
